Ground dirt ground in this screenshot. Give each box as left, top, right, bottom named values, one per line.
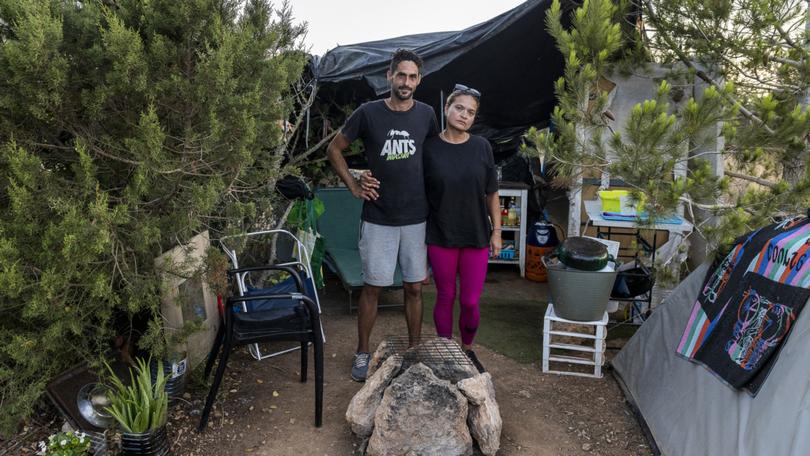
left=5, top=269, right=651, bottom=456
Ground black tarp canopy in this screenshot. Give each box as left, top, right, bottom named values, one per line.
left=312, top=0, right=570, bottom=156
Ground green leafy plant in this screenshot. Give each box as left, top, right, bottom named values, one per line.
left=38, top=430, right=91, bottom=455
left=104, top=357, right=168, bottom=434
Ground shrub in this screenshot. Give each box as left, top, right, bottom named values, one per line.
left=0, top=0, right=307, bottom=434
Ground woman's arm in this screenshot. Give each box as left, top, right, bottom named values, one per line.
left=487, top=191, right=502, bottom=257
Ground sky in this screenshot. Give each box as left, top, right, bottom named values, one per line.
left=290, top=0, right=528, bottom=56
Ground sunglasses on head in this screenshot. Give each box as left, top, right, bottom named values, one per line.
left=453, top=83, right=481, bottom=99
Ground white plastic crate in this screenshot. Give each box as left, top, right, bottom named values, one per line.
left=542, top=304, right=608, bottom=378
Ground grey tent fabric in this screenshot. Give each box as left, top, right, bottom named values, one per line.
left=612, top=264, right=810, bottom=455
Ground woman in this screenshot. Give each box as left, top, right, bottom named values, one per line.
left=423, top=84, right=501, bottom=372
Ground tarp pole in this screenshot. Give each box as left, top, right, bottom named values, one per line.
left=305, top=80, right=316, bottom=148
left=440, top=90, right=445, bottom=130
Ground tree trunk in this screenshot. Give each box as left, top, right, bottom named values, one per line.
left=566, top=97, right=589, bottom=237
left=792, top=1, right=810, bottom=185
left=783, top=153, right=806, bottom=185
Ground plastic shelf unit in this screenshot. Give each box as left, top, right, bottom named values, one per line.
left=542, top=304, right=608, bottom=378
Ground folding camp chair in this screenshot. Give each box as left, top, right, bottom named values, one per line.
left=315, top=187, right=403, bottom=312
left=219, top=230, right=326, bottom=360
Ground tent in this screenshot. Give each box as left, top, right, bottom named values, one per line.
left=612, top=263, right=810, bottom=455
left=311, top=0, right=570, bottom=155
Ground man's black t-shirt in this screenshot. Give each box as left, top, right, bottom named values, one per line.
left=341, top=100, right=439, bottom=226
left=424, top=134, right=498, bottom=248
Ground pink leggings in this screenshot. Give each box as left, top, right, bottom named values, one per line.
left=427, top=245, right=490, bottom=346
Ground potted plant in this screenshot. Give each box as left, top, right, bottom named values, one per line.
left=104, top=358, right=171, bottom=456
left=150, top=352, right=188, bottom=401
left=38, top=430, right=92, bottom=455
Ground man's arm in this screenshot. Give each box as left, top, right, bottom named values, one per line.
left=326, top=132, right=374, bottom=200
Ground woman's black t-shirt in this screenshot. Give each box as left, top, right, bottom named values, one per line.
left=424, top=134, right=498, bottom=248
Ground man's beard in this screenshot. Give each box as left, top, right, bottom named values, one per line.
left=393, top=86, right=413, bottom=101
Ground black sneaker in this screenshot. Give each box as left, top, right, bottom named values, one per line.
left=465, top=349, right=486, bottom=374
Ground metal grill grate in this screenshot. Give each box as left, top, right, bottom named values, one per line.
left=383, top=335, right=472, bottom=366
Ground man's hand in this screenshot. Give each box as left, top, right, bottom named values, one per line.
left=359, top=171, right=380, bottom=200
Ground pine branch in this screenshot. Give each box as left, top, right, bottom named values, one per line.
left=714, top=49, right=802, bottom=91
left=275, top=78, right=318, bottom=157
left=769, top=55, right=804, bottom=68
left=25, top=141, right=74, bottom=151
left=774, top=22, right=808, bottom=56
left=81, top=138, right=142, bottom=166
left=724, top=169, right=779, bottom=188
left=269, top=200, right=296, bottom=263
left=642, top=0, right=777, bottom=136
left=290, top=128, right=338, bottom=165
left=679, top=195, right=735, bottom=210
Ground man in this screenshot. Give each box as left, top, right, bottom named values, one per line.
left=326, top=49, right=438, bottom=382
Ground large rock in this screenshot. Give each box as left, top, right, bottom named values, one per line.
left=366, top=339, right=396, bottom=379
left=366, top=363, right=472, bottom=456
left=346, top=355, right=403, bottom=437
left=457, top=373, right=502, bottom=456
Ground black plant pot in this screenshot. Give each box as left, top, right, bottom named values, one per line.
left=87, top=430, right=108, bottom=456
left=120, top=425, right=171, bottom=456
left=150, top=358, right=187, bottom=401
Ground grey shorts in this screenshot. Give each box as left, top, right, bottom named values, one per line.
left=358, top=221, right=427, bottom=286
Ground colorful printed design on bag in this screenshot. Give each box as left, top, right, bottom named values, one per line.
left=745, top=221, right=810, bottom=288
left=677, top=228, right=761, bottom=357
left=677, top=299, right=726, bottom=358
left=677, top=217, right=810, bottom=396
left=725, top=285, right=796, bottom=371
left=702, top=246, right=742, bottom=305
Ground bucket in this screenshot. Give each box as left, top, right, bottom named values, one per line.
left=543, top=256, right=619, bottom=321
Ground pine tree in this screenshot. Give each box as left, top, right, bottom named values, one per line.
left=639, top=0, right=810, bottom=241
left=526, top=0, right=730, bottom=238
left=0, top=0, right=307, bottom=433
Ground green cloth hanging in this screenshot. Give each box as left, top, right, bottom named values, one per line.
left=288, top=197, right=326, bottom=288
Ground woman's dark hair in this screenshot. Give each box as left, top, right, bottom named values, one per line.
left=389, top=49, right=424, bottom=74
